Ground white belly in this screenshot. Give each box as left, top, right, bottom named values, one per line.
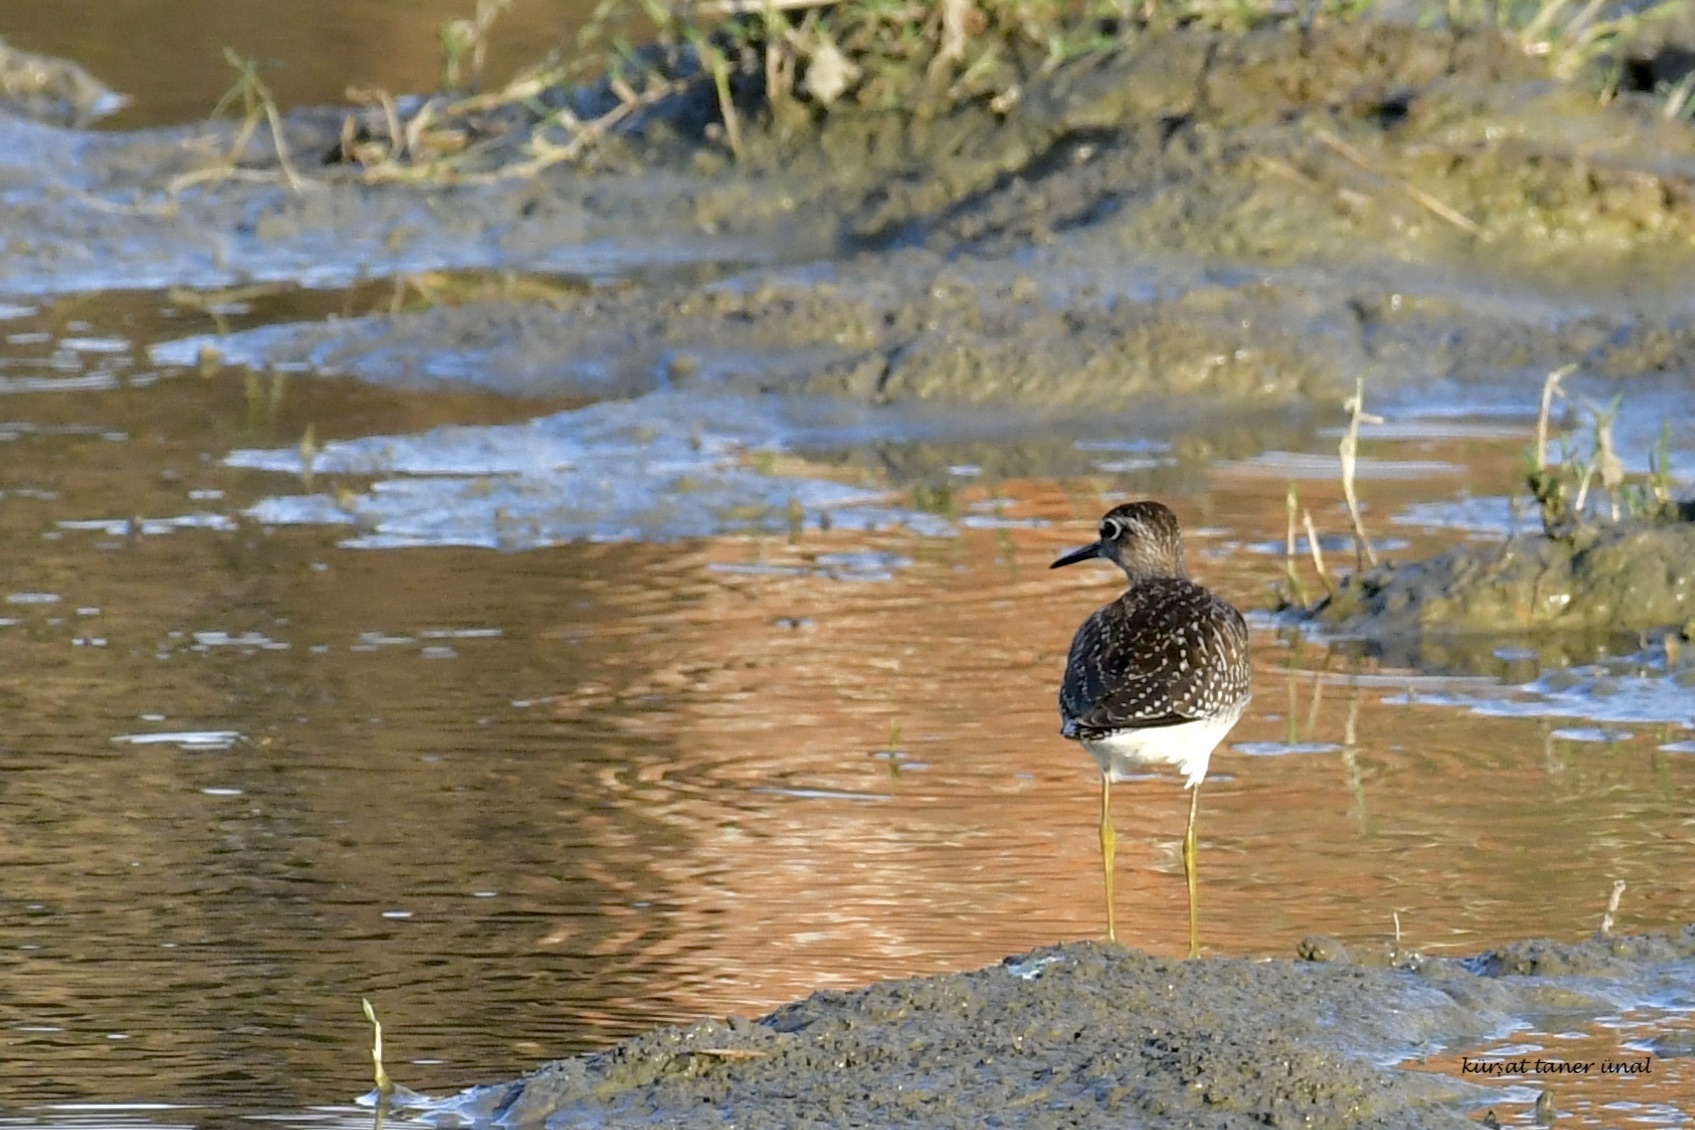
left=1080, top=706, right=1244, bottom=788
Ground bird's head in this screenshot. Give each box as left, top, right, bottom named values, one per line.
left=1050, top=500, right=1187, bottom=583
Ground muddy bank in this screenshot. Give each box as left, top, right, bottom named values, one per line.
left=404, top=929, right=1695, bottom=1128
left=152, top=247, right=1695, bottom=409
left=7, top=16, right=1695, bottom=416
left=161, top=249, right=1342, bottom=406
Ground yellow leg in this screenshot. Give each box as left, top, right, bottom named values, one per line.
left=1183, top=784, right=1201, bottom=959
left=1100, top=773, right=1117, bottom=943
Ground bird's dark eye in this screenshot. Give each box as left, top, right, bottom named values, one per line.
left=1099, top=518, right=1122, bottom=540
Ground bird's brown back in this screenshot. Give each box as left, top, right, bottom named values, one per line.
left=1060, top=577, right=1251, bottom=741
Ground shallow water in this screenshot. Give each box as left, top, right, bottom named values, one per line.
left=2, top=287, right=1695, bottom=1126
left=1422, top=1011, right=1695, bottom=1127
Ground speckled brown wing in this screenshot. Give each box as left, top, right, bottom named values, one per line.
left=1059, top=578, right=1251, bottom=741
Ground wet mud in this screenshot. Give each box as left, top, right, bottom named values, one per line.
left=411, top=929, right=1695, bottom=1128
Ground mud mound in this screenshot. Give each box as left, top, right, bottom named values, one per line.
left=1464, top=926, right=1695, bottom=978
left=1309, top=519, right=1695, bottom=640
left=480, top=942, right=1485, bottom=1129
left=439, top=928, right=1695, bottom=1128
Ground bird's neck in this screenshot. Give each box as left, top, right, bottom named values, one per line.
left=1119, top=561, right=1186, bottom=586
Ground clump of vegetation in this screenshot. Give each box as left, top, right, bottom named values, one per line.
left=1279, top=364, right=1691, bottom=624
left=195, top=0, right=1694, bottom=190
left=1454, top=0, right=1676, bottom=83
left=1524, top=365, right=1685, bottom=539
left=1277, top=376, right=1379, bottom=609
left=196, top=48, right=305, bottom=192
left=331, top=0, right=1162, bottom=180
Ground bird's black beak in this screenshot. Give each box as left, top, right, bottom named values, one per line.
left=1050, top=541, right=1104, bottom=569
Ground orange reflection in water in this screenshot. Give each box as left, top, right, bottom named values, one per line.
left=528, top=474, right=1695, bottom=1030
left=1410, top=1011, right=1695, bottom=1125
